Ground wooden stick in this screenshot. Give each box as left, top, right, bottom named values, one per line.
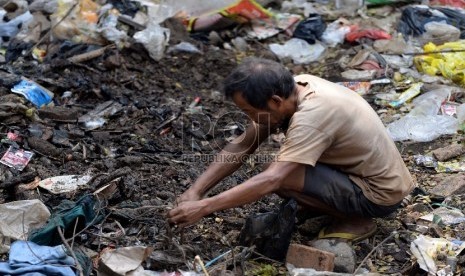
left=57, top=226, right=84, bottom=276
left=383, top=49, right=465, bottom=56
left=67, top=46, right=114, bottom=63
left=194, top=255, right=210, bottom=276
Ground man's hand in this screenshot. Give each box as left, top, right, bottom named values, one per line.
left=176, top=189, right=201, bottom=204
left=167, top=200, right=210, bottom=228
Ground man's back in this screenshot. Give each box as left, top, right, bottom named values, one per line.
left=278, top=74, right=415, bottom=206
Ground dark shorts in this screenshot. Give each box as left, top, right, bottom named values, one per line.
left=303, top=163, right=402, bottom=218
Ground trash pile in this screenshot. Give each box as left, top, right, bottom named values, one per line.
left=1, top=0, right=465, bottom=274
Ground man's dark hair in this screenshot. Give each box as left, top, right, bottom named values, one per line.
left=223, top=57, right=296, bottom=109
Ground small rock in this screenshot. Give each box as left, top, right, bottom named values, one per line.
left=208, top=31, right=223, bottom=46
left=432, top=144, right=465, bottom=161
left=231, top=37, right=248, bottom=52
left=430, top=173, right=465, bottom=198
left=308, top=239, right=356, bottom=273
left=27, top=136, right=62, bottom=157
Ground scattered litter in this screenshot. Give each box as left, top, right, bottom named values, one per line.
left=134, top=23, right=170, bottom=61
left=420, top=207, right=465, bottom=225
left=167, top=42, right=202, bottom=54
left=410, top=235, right=465, bottom=275
left=0, top=11, right=33, bottom=45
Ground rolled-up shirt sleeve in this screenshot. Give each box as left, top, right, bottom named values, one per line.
left=277, top=122, right=332, bottom=166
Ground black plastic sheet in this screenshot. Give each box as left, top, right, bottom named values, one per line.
left=398, top=6, right=465, bottom=39
left=239, top=198, right=298, bottom=261
left=292, top=14, right=326, bottom=44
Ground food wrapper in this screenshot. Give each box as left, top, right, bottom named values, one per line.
left=0, top=146, right=34, bottom=171
left=337, top=81, right=372, bottom=95
left=436, top=160, right=465, bottom=173
left=389, top=82, right=423, bottom=108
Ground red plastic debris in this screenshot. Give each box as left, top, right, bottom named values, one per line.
left=345, top=29, right=392, bottom=42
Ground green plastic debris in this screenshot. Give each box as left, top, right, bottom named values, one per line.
left=29, top=195, right=105, bottom=246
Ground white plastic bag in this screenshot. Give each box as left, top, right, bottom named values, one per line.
left=269, top=38, right=325, bottom=64
left=321, top=19, right=352, bottom=47
left=387, top=115, right=458, bottom=142
left=0, top=11, right=33, bottom=44
left=133, top=23, right=170, bottom=61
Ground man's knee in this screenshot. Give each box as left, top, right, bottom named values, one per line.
left=275, top=187, right=290, bottom=198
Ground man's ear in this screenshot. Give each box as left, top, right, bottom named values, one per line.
left=269, top=95, right=284, bottom=108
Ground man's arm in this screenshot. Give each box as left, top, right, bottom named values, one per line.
left=178, top=122, right=270, bottom=202
left=168, top=161, right=304, bottom=227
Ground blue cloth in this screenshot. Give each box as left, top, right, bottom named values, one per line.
left=0, top=241, right=76, bottom=276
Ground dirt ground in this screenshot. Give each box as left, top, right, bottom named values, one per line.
left=1, top=23, right=465, bottom=275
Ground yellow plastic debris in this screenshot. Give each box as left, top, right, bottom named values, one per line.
left=414, top=40, right=465, bottom=86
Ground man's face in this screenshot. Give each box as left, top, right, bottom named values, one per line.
left=232, top=92, right=285, bottom=127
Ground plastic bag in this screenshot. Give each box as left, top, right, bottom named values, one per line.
left=430, top=0, right=465, bottom=8
left=397, top=6, right=465, bottom=39
left=387, top=115, right=457, bottom=142
left=414, top=40, right=465, bottom=87
left=420, top=21, right=460, bottom=45
left=397, top=6, right=447, bottom=37
left=239, top=199, right=298, bottom=261
left=133, top=24, right=170, bottom=61
left=51, top=0, right=103, bottom=43
left=0, top=11, right=33, bottom=45
left=292, top=14, right=326, bottom=44
left=269, top=38, right=325, bottom=64
left=321, top=18, right=354, bottom=47
left=99, top=8, right=128, bottom=47
left=345, top=28, right=392, bottom=42
left=335, top=0, right=364, bottom=16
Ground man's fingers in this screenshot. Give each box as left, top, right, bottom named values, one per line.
left=167, top=207, right=181, bottom=218
left=167, top=213, right=186, bottom=225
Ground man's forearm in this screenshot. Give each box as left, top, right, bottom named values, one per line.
left=189, top=145, right=253, bottom=196
left=203, top=171, right=281, bottom=214
left=186, top=122, right=269, bottom=198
